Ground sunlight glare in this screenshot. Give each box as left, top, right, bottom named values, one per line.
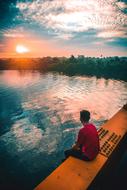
left=16, top=45, right=30, bottom=54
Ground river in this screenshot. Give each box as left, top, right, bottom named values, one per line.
left=0, top=70, right=127, bottom=190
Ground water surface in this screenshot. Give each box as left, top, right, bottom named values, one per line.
left=0, top=70, right=127, bottom=190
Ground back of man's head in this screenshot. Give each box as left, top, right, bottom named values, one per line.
left=80, top=110, right=90, bottom=123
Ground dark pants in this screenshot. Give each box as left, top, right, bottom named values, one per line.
left=64, top=148, right=90, bottom=161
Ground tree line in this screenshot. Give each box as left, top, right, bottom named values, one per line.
left=0, top=55, right=127, bottom=81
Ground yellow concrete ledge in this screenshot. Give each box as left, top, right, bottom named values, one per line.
left=35, top=154, right=106, bottom=190
left=34, top=106, right=127, bottom=190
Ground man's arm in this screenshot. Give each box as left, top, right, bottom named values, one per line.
left=72, top=129, right=85, bottom=150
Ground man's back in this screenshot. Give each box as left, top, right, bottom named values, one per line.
left=77, top=123, right=100, bottom=160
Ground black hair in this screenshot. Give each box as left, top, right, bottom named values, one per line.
left=80, top=110, right=90, bottom=122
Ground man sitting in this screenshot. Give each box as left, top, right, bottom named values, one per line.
left=64, top=110, right=100, bottom=161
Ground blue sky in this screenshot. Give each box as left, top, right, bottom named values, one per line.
left=0, top=0, right=127, bottom=57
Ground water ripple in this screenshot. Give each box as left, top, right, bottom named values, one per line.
left=0, top=70, right=127, bottom=189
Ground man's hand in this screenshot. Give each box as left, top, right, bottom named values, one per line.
left=72, top=142, right=80, bottom=150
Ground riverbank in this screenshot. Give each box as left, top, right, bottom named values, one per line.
left=0, top=56, right=127, bottom=81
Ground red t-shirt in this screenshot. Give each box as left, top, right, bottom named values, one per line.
left=77, top=123, right=100, bottom=160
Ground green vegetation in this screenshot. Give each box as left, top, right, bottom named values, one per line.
left=0, top=55, right=127, bottom=81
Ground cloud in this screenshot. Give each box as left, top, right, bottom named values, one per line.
left=16, top=0, right=127, bottom=39
left=116, top=1, right=127, bottom=9
left=4, top=33, right=24, bottom=38
left=97, top=30, right=127, bottom=38
left=3, top=28, right=25, bottom=38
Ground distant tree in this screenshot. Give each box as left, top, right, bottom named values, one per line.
left=69, top=55, right=76, bottom=63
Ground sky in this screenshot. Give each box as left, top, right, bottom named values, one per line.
left=0, top=0, right=127, bottom=58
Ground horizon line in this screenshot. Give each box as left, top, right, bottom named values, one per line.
left=0, top=55, right=127, bottom=59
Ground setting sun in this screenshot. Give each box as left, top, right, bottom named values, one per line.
left=16, top=45, right=30, bottom=54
